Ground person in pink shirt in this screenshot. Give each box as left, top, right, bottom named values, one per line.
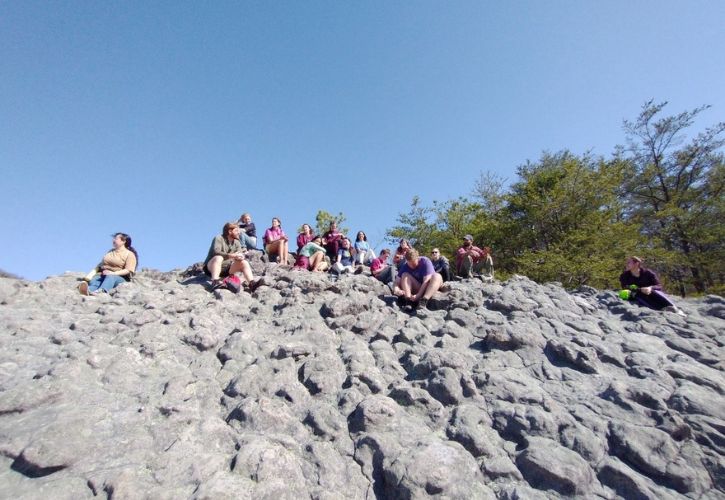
left=455, top=234, right=493, bottom=279
left=263, top=217, right=290, bottom=265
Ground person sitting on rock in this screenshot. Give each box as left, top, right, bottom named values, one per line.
left=455, top=235, right=493, bottom=279
left=393, top=239, right=412, bottom=269
left=619, top=256, right=685, bottom=316
left=430, top=248, right=451, bottom=282
left=203, top=222, right=262, bottom=291
left=353, top=231, right=376, bottom=266
left=371, top=248, right=395, bottom=284
left=78, top=232, right=138, bottom=295
left=332, top=237, right=355, bottom=275
left=296, top=223, right=316, bottom=254
left=395, top=248, right=443, bottom=310
left=237, top=212, right=257, bottom=250
left=263, top=217, right=290, bottom=265
left=294, top=236, right=328, bottom=272
left=323, top=221, right=343, bottom=260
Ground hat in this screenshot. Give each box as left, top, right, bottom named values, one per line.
left=463, top=234, right=473, bottom=241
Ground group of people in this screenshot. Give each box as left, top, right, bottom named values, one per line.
left=77, top=215, right=686, bottom=316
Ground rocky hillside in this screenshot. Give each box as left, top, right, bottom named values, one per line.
left=0, top=258, right=723, bottom=499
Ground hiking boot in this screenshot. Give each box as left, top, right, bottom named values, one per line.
left=248, top=278, right=265, bottom=292
left=417, top=298, right=429, bottom=310
left=78, top=282, right=89, bottom=296
left=396, top=295, right=408, bottom=308
left=354, top=266, right=364, bottom=274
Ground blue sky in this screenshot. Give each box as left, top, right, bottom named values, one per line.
left=2, top=1, right=724, bottom=280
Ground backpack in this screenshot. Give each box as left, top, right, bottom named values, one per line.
left=222, top=274, right=242, bottom=293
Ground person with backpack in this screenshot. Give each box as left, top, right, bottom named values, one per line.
left=203, top=222, right=262, bottom=292
left=78, top=233, right=138, bottom=295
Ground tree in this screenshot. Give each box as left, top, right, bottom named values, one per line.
left=503, top=151, right=641, bottom=287
left=315, top=210, right=349, bottom=237
left=620, top=100, right=725, bottom=293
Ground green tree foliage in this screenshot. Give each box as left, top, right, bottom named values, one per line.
left=315, top=210, right=349, bottom=237
left=620, top=100, right=725, bottom=293
left=386, top=101, right=723, bottom=295
left=503, top=152, right=642, bottom=287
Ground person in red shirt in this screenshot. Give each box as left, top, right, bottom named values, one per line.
left=455, top=234, right=493, bottom=279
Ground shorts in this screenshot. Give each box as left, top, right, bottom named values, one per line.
left=204, top=259, right=233, bottom=277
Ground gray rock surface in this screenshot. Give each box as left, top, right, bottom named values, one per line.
left=1, top=263, right=724, bottom=499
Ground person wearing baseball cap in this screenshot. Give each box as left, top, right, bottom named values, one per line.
left=455, top=234, right=493, bottom=279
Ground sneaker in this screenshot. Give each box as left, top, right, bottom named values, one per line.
left=417, top=298, right=428, bottom=310
left=78, top=282, right=89, bottom=296
left=396, top=295, right=408, bottom=308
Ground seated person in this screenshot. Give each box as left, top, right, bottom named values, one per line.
left=323, top=221, right=343, bottom=260
left=237, top=212, right=257, bottom=250
left=297, top=223, right=315, bottom=253
left=353, top=231, right=376, bottom=265
left=371, top=248, right=395, bottom=284
left=263, top=217, right=290, bottom=265
left=203, top=222, right=262, bottom=291
left=79, top=232, right=138, bottom=295
left=455, top=235, right=493, bottom=278
left=395, top=249, right=443, bottom=310
left=393, top=239, right=411, bottom=269
left=619, top=256, right=685, bottom=315
left=430, top=248, right=451, bottom=282
left=294, top=236, right=328, bottom=272
left=332, top=237, right=355, bottom=274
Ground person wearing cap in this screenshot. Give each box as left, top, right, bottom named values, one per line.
left=619, top=256, right=685, bottom=316
left=204, top=222, right=263, bottom=291
left=455, top=234, right=493, bottom=279
left=395, top=248, right=443, bottom=310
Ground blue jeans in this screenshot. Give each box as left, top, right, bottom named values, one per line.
left=240, top=233, right=257, bottom=250
left=88, top=274, right=126, bottom=293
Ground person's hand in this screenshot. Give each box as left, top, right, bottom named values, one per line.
left=640, top=286, right=652, bottom=295
left=101, top=269, right=113, bottom=276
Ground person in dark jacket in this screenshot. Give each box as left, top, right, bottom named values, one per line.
left=619, top=256, right=685, bottom=316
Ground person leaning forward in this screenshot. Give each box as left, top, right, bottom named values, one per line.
left=204, top=222, right=262, bottom=291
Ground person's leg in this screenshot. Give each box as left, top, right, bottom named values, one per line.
left=266, top=241, right=281, bottom=262
left=99, top=274, right=126, bottom=292
left=87, top=274, right=104, bottom=292
left=365, top=249, right=376, bottom=265
left=459, top=255, right=473, bottom=278
left=377, top=266, right=393, bottom=284
left=229, top=260, right=253, bottom=284
left=641, top=290, right=676, bottom=310
left=440, top=264, right=451, bottom=282
left=281, top=240, right=289, bottom=265
left=421, top=273, right=443, bottom=300
left=206, top=256, right=224, bottom=280
left=309, top=252, right=324, bottom=271
left=240, top=233, right=255, bottom=250
left=400, top=273, right=422, bottom=300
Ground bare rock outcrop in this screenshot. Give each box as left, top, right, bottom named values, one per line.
left=0, top=264, right=723, bottom=499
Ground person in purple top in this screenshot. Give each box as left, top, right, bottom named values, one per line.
left=619, top=256, right=685, bottom=316
left=297, top=223, right=315, bottom=253
left=395, top=248, right=443, bottom=310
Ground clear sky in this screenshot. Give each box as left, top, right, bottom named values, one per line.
left=2, top=1, right=724, bottom=280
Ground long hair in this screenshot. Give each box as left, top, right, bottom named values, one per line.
left=114, top=233, right=139, bottom=268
